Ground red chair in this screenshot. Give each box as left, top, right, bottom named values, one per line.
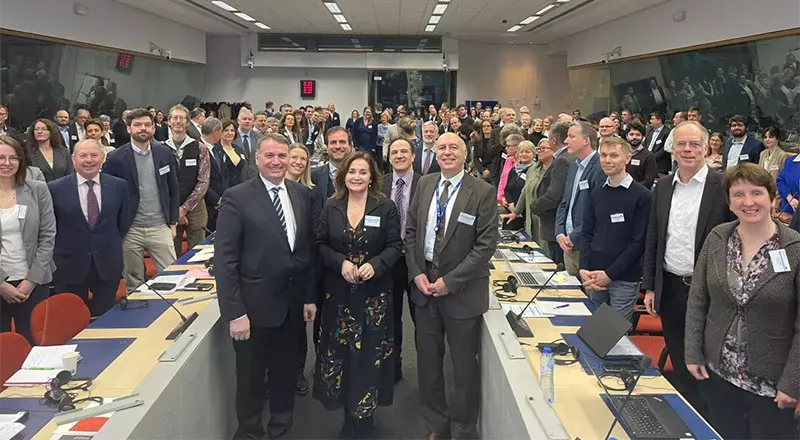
left=0, top=332, right=32, bottom=391
left=629, top=335, right=673, bottom=373
left=633, top=312, right=663, bottom=335
left=29, top=293, right=91, bottom=346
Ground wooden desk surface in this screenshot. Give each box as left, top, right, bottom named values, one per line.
left=489, top=244, right=708, bottom=440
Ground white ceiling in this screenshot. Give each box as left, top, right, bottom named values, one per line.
left=115, top=0, right=672, bottom=45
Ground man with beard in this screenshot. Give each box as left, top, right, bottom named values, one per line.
left=721, top=114, right=764, bottom=169
left=414, top=121, right=441, bottom=175
left=102, top=108, right=179, bottom=294
left=54, top=109, right=72, bottom=148
left=625, top=122, right=658, bottom=189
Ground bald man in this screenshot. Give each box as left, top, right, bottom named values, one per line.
left=557, top=113, right=574, bottom=123
left=598, top=117, right=617, bottom=139
left=406, top=132, right=498, bottom=439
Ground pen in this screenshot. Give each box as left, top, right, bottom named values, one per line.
left=28, top=367, right=55, bottom=370
left=554, top=304, right=570, bottom=310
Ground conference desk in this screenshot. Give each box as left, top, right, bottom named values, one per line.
left=479, top=241, right=721, bottom=440
left=0, top=239, right=237, bottom=440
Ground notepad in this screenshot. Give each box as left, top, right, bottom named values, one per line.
left=134, top=274, right=193, bottom=295
left=501, top=303, right=554, bottom=318
left=535, top=301, right=592, bottom=316
left=4, top=368, right=60, bottom=386
left=184, top=268, right=213, bottom=280
left=187, top=247, right=214, bottom=263
left=0, top=423, right=25, bottom=440
left=22, top=345, right=78, bottom=370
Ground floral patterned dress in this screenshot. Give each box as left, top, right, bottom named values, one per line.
left=313, top=222, right=395, bottom=419
left=709, top=230, right=780, bottom=397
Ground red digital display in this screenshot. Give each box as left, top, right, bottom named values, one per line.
left=300, top=80, right=316, bottom=98
left=116, top=53, right=134, bottom=73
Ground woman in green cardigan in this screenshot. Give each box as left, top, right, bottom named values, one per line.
left=504, top=138, right=549, bottom=250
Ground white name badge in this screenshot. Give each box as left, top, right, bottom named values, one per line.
left=630, top=159, right=641, bottom=166
left=70, top=135, right=78, bottom=141
left=656, top=139, right=662, bottom=144
left=578, top=180, right=589, bottom=191
left=519, top=173, right=526, bottom=180
left=16, top=205, right=27, bottom=219
left=457, top=212, right=476, bottom=226
left=158, top=165, right=170, bottom=175
left=769, top=249, right=791, bottom=273
left=739, top=154, right=749, bottom=161
left=610, top=213, right=625, bottom=223
left=185, top=159, right=197, bottom=167
left=240, top=154, right=246, bottom=160
left=794, top=155, right=800, bottom=163
left=501, top=153, right=508, bottom=159
left=364, top=215, right=381, bottom=228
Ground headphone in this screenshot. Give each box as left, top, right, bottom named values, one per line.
left=493, top=276, right=518, bottom=299
left=598, top=369, right=639, bottom=392
left=537, top=341, right=580, bottom=366
left=44, top=371, right=101, bottom=412
left=500, top=232, right=522, bottom=244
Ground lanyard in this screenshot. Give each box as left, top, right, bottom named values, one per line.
left=435, top=178, right=462, bottom=233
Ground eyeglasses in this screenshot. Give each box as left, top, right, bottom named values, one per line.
left=0, top=155, right=21, bottom=163
left=536, top=146, right=551, bottom=152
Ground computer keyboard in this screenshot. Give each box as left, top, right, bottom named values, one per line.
left=517, top=272, right=540, bottom=287
left=608, top=396, right=672, bottom=439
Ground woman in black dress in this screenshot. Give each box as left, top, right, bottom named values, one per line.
left=314, top=152, right=402, bottom=439
left=215, top=119, right=248, bottom=191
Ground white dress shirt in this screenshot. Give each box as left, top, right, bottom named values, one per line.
left=565, top=151, right=596, bottom=236
left=77, top=174, right=102, bottom=222
left=647, top=126, right=663, bottom=152
left=260, top=175, right=297, bottom=252
left=424, top=170, right=464, bottom=262
left=726, top=136, right=746, bottom=168
left=664, top=165, right=709, bottom=276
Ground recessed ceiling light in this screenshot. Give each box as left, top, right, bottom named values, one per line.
left=333, top=14, right=347, bottom=23
left=432, top=3, right=448, bottom=14
left=556, top=0, right=570, bottom=3
left=211, top=1, right=237, bottom=12
left=254, top=22, right=270, bottom=29
left=536, top=4, right=556, bottom=15
left=324, top=2, right=341, bottom=13
left=425, top=24, right=436, bottom=32
left=519, top=15, right=540, bottom=25
left=234, top=12, right=256, bottom=21
left=439, top=0, right=451, bottom=2
left=507, top=25, right=522, bottom=32
left=341, top=23, right=352, bottom=31
left=428, top=15, right=441, bottom=24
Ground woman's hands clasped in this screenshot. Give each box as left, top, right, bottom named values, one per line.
left=341, top=261, right=375, bottom=284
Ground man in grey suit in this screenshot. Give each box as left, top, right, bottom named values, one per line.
left=405, top=132, right=498, bottom=440
left=187, top=107, right=205, bottom=141
left=237, top=107, right=261, bottom=162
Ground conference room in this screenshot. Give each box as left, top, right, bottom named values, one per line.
left=1, top=0, right=799, bottom=439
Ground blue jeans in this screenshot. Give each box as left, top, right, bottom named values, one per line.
left=588, top=280, right=640, bottom=322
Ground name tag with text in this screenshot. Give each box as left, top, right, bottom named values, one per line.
left=578, top=180, right=589, bottom=191
left=185, top=159, right=197, bottom=167
left=364, top=215, right=380, bottom=228
left=16, top=205, right=27, bottom=219
left=610, top=213, right=625, bottom=223
left=159, top=165, right=170, bottom=175
left=630, top=159, right=641, bottom=166
left=739, top=154, right=749, bottom=161
left=457, top=212, right=476, bottom=226
left=769, top=249, right=791, bottom=273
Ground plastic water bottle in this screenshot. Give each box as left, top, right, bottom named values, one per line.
left=540, top=346, right=555, bottom=403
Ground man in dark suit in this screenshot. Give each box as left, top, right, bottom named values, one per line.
left=102, top=108, right=179, bottom=294
left=237, top=107, right=261, bottom=162
left=555, top=121, right=606, bottom=276
left=644, top=111, right=671, bottom=175
left=383, top=137, right=421, bottom=383
left=187, top=107, right=205, bottom=141
left=197, top=118, right=224, bottom=232
left=647, top=79, right=667, bottom=116
left=405, top=132, right=498, bottom=440
left=413, top=121, right=441, bottom=175
left=721, top=114, right=764, bottom=169
left=215, top=133, right=317, bottom=440
left=66, top=107, right=91, bottom=153
left=642, top=121, right=732, bottom=414
left=49, top=139, right=130, bottom=316
left=327, top=103, right=340, bottom=127
left=111, top=110, right=131, bottom=147
left=0, top=105, right=19, bottom=140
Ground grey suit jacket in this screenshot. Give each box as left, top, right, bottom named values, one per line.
left=685, top=221, right=800, bottom=399
left=187, top=122, right=202, bottom=141
left=238, top=129, right=261, bottom=163
left=28, top=147, right=73, bottom=182
left=27, top=166, right=45, bottom=182
left=405, top=172, right=498, bottom=319
left=0, top=179, right=57, bottom=285
left=382, top=124, right=402, bottom=159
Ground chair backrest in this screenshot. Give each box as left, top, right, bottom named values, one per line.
left=30, top=293, right=91, bottom=346
left=0, top=332, right=32, bottom=391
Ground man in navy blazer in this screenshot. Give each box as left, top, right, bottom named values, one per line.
left=102, top=108, right=179, bottom=293
left=555, top=121, right=606, bottom=276
left=50, top=139, right=130, bottom=316
left=721, top=114, right=764, bottom=169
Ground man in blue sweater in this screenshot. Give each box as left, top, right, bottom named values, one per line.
left=579, top=137, right=652, bottom=321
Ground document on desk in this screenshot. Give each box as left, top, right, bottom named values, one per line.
left=501, top=303, right=554, bottom=318
left=4, top=369, right=60, bottom=386
left=187, top=247, right=214, bottom=263
left=0, top=423, right=25, bottom=440
left=135, top=274, right=193, bottom=295
left=514, top=252, right=552, bottom=264
left=534, top=301, right=592, bottom=316
left=22, top=345, right=78, bottom=370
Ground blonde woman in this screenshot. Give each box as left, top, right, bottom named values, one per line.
left=286, top=143, right=314, bottom=189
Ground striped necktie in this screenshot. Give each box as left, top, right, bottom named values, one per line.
left=271, top=187, right=287, bottom=234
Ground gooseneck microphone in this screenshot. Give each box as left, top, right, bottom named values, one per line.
left=505, top=263, right=565, bottom=338
left=139, top=278, right=199, bottom=340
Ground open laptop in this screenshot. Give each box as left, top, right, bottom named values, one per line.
left=510, top=265, right=550, bottom=287
left=577, top=303, right=643, bottom=361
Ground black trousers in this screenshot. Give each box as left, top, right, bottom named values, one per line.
left=546, top=240, right=563, bottom=265
left=298, top=284, right=325, bottom=376
left=661, top=271, right=706, bottom=414
left=390, top=257, right=416, bottom=368
left=0, top=281, right=49, bottom=344
left=54, top=262, right=119, bottom=317
left=233, top=306, right=301, bottom=439
left=703, top=370, right=798, bottom=439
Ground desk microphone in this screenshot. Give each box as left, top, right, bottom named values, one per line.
left=602, top=355, right=652, bottom=440
left=140, top=278, right=199, bottom=340
left=505, top=263, right=564, bottom=338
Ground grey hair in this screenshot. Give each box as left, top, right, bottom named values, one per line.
left=572, top=121, right=598, bottom=151
left=422, top=120, right=439, bottom=130
left=200, top=117, right=222, bottom=135
left=98, top=114, right=111, bottom=123
left=549, top=122, right=571, bottom=144
left=499, top=123, right=524, bottom=142
left=169, top=104, right=190, bottom=119
left=517, top=140, right=536, bottom=153
left=266, top=116, right=280, bottom=124
left=673, top=121, right=709, bottom=146
left=72, top=138, right=105, bottom=156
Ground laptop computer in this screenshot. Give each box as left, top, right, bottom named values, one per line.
left=577, top=303, right=643, bottom=361
left=510, top=265, right=550, bottom=287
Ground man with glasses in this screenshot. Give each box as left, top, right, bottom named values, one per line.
left=721, top=114, right=764, bottom=169
left=642, top=121, right=732, bottom=414
left=0, top=105, right=19, bottom=139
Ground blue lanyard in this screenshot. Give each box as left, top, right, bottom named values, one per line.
left=435, top=178, right=462, bottom=233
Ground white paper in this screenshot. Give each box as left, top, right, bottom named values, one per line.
left=501, top=303, right=553, bottom=318
left=0, top=412, right=26, bottom=424
left=21, top=345, right=77, bottom=370
left=0, top=423, right=25, bottom=440
left=515, top=252, right=552, bottom=264
left=535, top=301, right=592, bottom=316
left=187, top=247, right=215, bottom=263
left=135, top=274, right=193, bottom=295
left=4, top=369, right=60, bottom=386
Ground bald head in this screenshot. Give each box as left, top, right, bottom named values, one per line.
left=558, top=113, right=574, bottom=123
left=435, top=132, right=467, bottom=177
left=72, top=139, right=105, bottom=179
left=598, top=117, right=616, bottom=137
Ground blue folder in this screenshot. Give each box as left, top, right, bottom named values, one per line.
left=70, top=338, right=136, bottom=378
left=89, top=299, right=174, bottom=329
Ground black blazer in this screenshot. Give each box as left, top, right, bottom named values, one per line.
left=154, top=123, right=169, bottom=142
left=215, top=178, right=316, bottom=325
left=28, top=147, right=73, bottom=182
left=642, top=168, right=734, bottom=311
left=101, top=142, right=180, bottom=227
left=331, top=112, right=341, bottom=127
left=66, top=123, right=81, bottom=152
left=316, top=195, right=403, bottom=299
left=532, top=151, right=573, bottom=242
left=111, top=120, right=130, bottom=147
left=644, top=127, right=671, bottom=175
left=413, top=145, right=440, bottom=175
left=721, top=136, right=764, bottom=170
left=214, top=143, right=248, bottom=191
left=48, top=173, right=130, bottom=284
left=206, top=144, right=223, bottom=212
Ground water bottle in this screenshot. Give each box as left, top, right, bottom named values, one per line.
left=540, top=346, right=555, bottom=403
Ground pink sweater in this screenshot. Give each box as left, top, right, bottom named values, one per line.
left=497, top=156, right=516, bottom=203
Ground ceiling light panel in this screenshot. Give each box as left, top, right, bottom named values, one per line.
left=536, top=4, right=556, bottom=15
left=432, top=3, right=448, bottom=14
left=428, top=15, right=441, bottom=24
left=425, top=24, right=436, bottom=32
left=333, top=14, right=347, bottom=23
left=507, top=25, right=522, bottom=32
left=254, top=22, right=270, bottom=29
left=324, top=2, right=341, bottom=13
left=341, top=23, right=352, bottom=31
left=234, top=12, right=256, bottom=21
left=519, top=15, right=539, bottom=25
left=211, top=0, right=237, bottom=11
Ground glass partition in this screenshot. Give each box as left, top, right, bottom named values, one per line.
left=368, top=70, right=457, bottom=115
left=1, top=33, right=205, bottom=131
